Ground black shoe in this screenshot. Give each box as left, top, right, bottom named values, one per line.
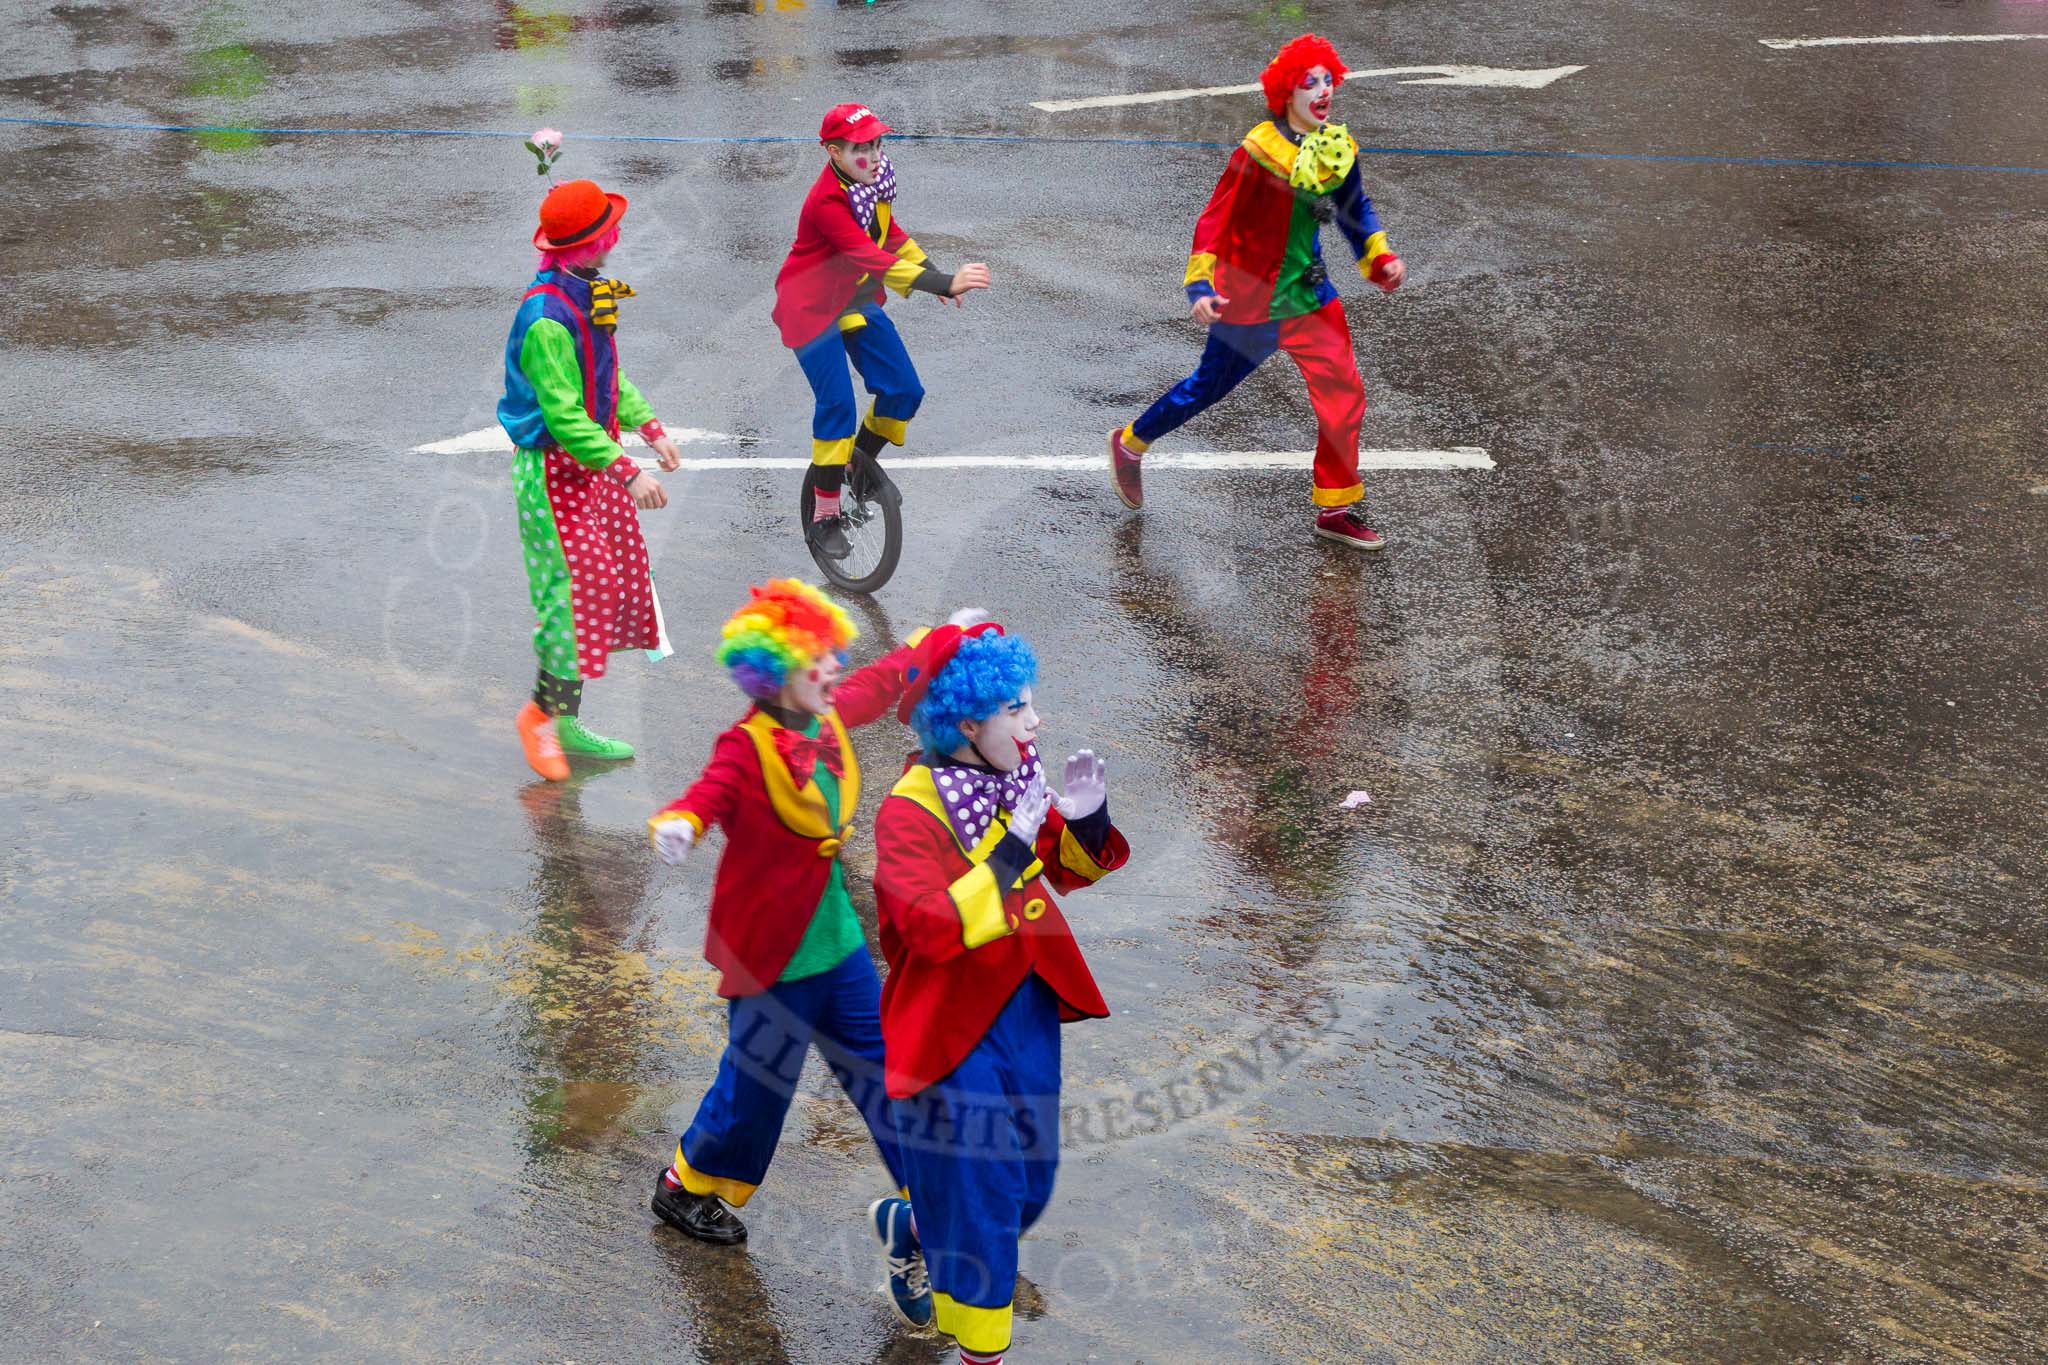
left=807, top=514, right=852, bottom=560
left=652, top=1174, right=747, bottom=1245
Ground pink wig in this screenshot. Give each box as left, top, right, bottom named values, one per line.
left=535, top=224, right=620, bottom=272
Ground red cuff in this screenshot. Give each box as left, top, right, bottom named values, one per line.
left=613, top=454, right=641, bottom=483
left=1369, top=253, right=1402, bottom=292
left=639, top=418, right=666, bottom=444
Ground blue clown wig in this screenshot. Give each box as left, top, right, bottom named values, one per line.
left=912, top=631, right=1039, bottom=756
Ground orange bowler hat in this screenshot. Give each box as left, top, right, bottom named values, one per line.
left=534, top=178, right=628, bottom=250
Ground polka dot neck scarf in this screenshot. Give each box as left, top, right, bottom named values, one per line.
left=928, top=743, right=1044, bottom=851
left=844, top=152, right=898, bottom=236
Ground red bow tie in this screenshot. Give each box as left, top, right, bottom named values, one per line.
left=775, top=727, right=845, bottom=783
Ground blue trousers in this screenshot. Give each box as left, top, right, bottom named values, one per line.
left=890, top=975, right=1062, bottom=1356
left=670, top=947, right=906, bottom=1206
left=794, top=306, right=925, bottom=466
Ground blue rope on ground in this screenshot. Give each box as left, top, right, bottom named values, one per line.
left=2, top=113, right=2044, bottom=175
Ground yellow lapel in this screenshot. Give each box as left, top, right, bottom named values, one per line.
left=888, top=763, right=1043, bottom=885
left=740, top=708, right=860, bottom=839
left=1241, top=120, right=1357, bottom=192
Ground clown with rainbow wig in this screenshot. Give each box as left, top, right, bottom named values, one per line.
left=1109, top=33, right=1406, bottom=551
left=645, top=580, right=958, bottom=1330
left=498, top=172, right=686, bottom=781
left=870, top=619, right=1129, bottom=1365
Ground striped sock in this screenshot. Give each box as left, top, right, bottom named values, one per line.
left=661, top=1165, right=684, bottom=1191
left=959, top=1350, right=1003, bottom=1365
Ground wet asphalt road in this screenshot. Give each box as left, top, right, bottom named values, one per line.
left=4, top=2, right=2047, bottom=1361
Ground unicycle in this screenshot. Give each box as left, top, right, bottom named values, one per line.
left=800, top=448, right=903, bottom=594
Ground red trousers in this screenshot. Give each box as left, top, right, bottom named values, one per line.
left=1128, top=298, right=1366, bottom=506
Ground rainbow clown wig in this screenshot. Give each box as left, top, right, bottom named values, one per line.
left=911, top=630, right=1039, bottom=756
left=717, top=579, right=857, bottom=702
left=1261, top=33, right=1349, bottom=113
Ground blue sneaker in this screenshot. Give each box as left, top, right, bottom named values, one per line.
left=868, top=1196, right=933, bottom=1328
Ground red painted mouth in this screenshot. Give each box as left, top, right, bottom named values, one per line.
left=1311, top=96, right=1331, bottom=120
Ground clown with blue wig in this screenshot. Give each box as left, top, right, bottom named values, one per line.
left=871, top=618, right=1129, bottom=1365
left=644, top=579, right=951, bottom=1329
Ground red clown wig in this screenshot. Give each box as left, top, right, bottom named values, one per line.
left=1261, top=33, right=1349, bottom=113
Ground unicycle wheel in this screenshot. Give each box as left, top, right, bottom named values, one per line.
left=799, top=452, right=903, bottom=594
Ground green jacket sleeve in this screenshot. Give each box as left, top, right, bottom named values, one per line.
left=617, top=375, right=657, bottom=432
left=519, top=318, right=627, bottom=472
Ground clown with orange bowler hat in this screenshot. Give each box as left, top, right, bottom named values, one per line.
left=1109, top=34, right=1407, bottom=551
left=870, top=617, right=1128, bottom=1365
left=772, top=102, right=993, bottom=559
left=498, top=172, right=686, bottom=780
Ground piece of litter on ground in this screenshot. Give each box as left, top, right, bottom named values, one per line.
left=1339, top=790, right=1372, bottom=809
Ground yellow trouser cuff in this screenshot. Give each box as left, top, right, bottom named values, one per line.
left=949, top=863, right=1013, bottom=949
left=1314, top=482, right=1364, bottom=508
left=934, top=1293, right=1013, bottom=1354
left=863, top=402, right=909, bottom=446
left=1120, top=423, right=1150, bottom=455
left=671, top=1149, right=760, bottom=1207
left=812, top=436, right=855, bottom=467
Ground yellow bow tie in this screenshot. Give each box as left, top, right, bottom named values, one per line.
left=588, top=276, right=635, bottom=330
left=1290, top=122, right=1355, bottom=193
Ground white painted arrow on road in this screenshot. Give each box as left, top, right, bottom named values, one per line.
left=1031, top=64, right=1585, bottom=113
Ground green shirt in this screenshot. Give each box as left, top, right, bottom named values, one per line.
left=518, top=318, right=657, bottom=472
left=777, top=716, right=866, bottom=981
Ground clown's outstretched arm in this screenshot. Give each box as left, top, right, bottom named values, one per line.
left=817, top=195, right=960, bottom=299
left=520, top=320, right=637, bottom=476
left=648, top=730, right=748, bottom=851
left=875, top=796, right=1033, bottom=960
left=833, top=636, right=926, bottom=729
left=1333, top=162, right=1401, bottom=291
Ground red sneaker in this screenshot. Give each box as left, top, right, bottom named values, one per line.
left=1108, top=427, right=1143, bottom=510
left=1314, top=504, right=1386, bottom=551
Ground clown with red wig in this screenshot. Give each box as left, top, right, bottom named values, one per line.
left=644, top=580, right=957, bottom=1330
left=870, top=618, right=1129, bottom=1364
left=498, top=174, right=686, bottom=781
left=1109, top=34, right=1406, bottom=550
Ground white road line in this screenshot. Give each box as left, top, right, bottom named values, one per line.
left=1031, top=65, right=1584, bottom=112
left=415, top=436, right=1493, bottom=473
left=411, top=426, right=738, bottom=455
left=1759, top=33, right=2048, bottom=50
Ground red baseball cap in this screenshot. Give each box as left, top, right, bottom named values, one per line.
left=818, top=102, right=892, bottom=143
left=896, top=621, right=1005, bottom=723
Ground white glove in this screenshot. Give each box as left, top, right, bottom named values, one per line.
left=653, top=819, right=697, bottom=866
left=1005, top=774, right=1051, bottom=846
left=1053, top=749, right=1107, bottom=821
left=947, top=606, right=992, bottom=630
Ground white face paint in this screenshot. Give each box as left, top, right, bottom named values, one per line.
left=828, top=137, right=885, bottom=185
left=1289, top=64, right=1336, bottom=129
left=782, top=649, right=847, bottom=717
left=958, top=686, right=1040, bottom=772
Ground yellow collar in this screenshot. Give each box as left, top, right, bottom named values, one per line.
left=739, top=708, right=860, bottom=839
left=1241, top=119, right=1357, bottom=192
left=888, top=763, right=1043, bottom=883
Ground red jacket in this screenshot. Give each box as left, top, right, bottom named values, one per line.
left=771, top=165, right=933, bottom=349
left=872, top=763, right=1128, bottom=1099
left=649, top=643, right=915, bottom=997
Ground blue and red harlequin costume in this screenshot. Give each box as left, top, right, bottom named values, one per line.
left=870, top=623, right=1129, bottom=1359
left=646, top=634, right=924, bottom=1215
left=1117, top=35, right=1402, bottom=512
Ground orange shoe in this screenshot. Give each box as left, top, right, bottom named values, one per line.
left=516, top=700, right=570, bottom=781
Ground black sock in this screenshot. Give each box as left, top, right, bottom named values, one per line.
left=534, top=670, right=582, bottom=717
left=854, top=424, right=889, bottom=460
left=812, top=463, right=847, bottom=497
